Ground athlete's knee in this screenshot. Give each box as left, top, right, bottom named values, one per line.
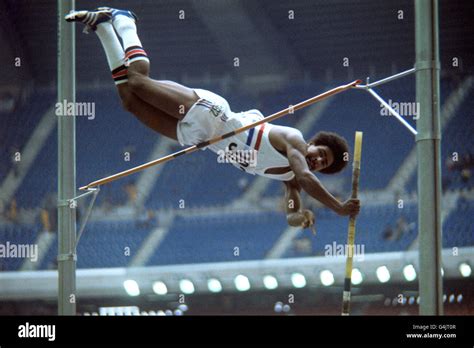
left=118, top=86, right=135, bottom=112
left=127, top=72, right=146, bottom=92
left=128, top=61, right=149, bottom=79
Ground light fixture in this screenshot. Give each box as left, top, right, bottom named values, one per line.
left=179, top=279, right=195, bottom=294
left=403, top=264, right=417, bottom=281
left=178, top=304, right=189, bottom=312
left=351, top=268, right=363, bottom=285
left=234, top=275, right=251, bottom=291
left=459, top=263, right=471, bottom=277
left=290, top=273, right=306, bottom=288
left=376, top=266, right=390, bottom=283
left=263, top=275, right=278, bottom=290
left=207, top=278, right=223, bottom=293
left=152, top=281, right=168, bottom=295
left=320, top=270, right=335, bottom=286
left=123, top=280, right=140, bottom=296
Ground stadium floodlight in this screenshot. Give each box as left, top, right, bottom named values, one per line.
left=207, top=278, right=223, bottom=293
left=179, top=279, right=195, bottom=294
left=351, top=268, right=363, bottom=285
left=320, top=270, right=335, bottom=286
left=459, top=262, right=471, bottom=277
left=178, top=304, right=189, bottom=312
left=291, top=273, right=306, bottom=288
left=263, top=275, right=278, bottom=290
left=403, top=264, right=417, bottom=282
left=123, top=280, right=140, bottom=296
left=152, top=281, right=168, bottom=295
left=376, top=266, right=390, bottom=283
left=234, top=275, right=251, bottom=291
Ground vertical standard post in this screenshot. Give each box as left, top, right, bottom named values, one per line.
left=57, top=0, right=77, bottom=315
left=415, top=0, right=443, bottom=315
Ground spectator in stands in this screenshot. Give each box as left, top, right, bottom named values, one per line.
left=383, top=216, right=415, bottom=241
left=40, top=209, right=51, bottom=232
left=6, top=198, right=18, bottom=223
left=445, top=152, right=473, bottom=189
left=135, top=209, right=156, bottom=229
left=124, top=181, right=138, bottom=204
left=382, top=225, right=395, bottom=241
left=66, top=7, right=360, bottom=231
left=41, top=193, right=57, bottom=232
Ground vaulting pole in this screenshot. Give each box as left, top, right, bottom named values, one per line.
left=341, top=131, right=363, bottom=316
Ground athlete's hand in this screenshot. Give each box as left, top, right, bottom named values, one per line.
left=301, top=209, right=317, bottom=235
left=337, top=199, right=361, bottom=216
left=301, top=209, right=315, bottom=228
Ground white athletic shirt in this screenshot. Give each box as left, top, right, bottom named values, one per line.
left=207, top=109, right=295, bottom=181
left=177, top=88, right=295, bottom=181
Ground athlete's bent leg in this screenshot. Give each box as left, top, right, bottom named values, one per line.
left=128, top=65, right=199, bottom=120
left=111, top=12, right=199, bottom=119
left=65, top=10, right=180, bottom=139
left=118, top=84, right=178, bottom=140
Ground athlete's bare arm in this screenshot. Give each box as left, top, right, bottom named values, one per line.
left=285, top=133, right=360, bottom=216
left=284, top=178, right=315, bottom=228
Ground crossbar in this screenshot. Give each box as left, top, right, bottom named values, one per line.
left=79, top=79, right=361, bottom=190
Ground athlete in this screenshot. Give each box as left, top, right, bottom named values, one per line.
left=65, top=8, right=361, bottom=229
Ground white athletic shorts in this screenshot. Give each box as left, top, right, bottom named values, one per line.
left=176, top=89, right=233, bottom=146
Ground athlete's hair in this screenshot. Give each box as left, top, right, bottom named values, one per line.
left=308, top=131, right=349, bottom=174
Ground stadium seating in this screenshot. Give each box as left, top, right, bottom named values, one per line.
left=147, top=211, right=286, bottom=265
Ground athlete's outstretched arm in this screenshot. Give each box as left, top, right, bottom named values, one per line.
left=284, top=179, right=314, bottom=228
left=286, top=134, right=360, bottom=216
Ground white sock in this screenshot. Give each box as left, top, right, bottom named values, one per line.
left=113, top=15, right=149, bottom=64
left=95, top=22, right=124, bottom=71
left=95, top=23, right=128, bottom=85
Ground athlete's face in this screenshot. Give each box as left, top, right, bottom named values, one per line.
left=306, top=145, right=334, bottom=172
